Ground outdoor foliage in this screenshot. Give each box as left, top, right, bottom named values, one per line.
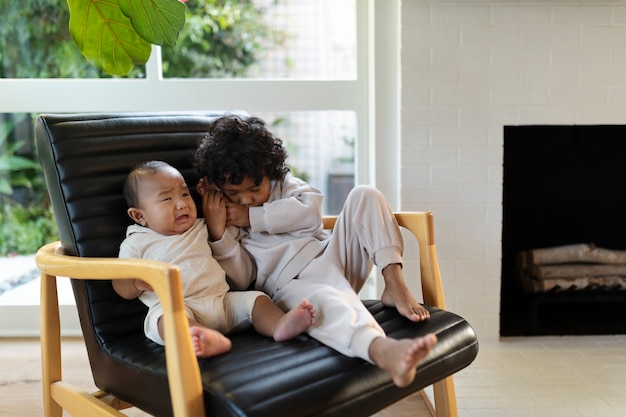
left=0, top=204, right=57, bottom=255
left=0, top=115, right=41, bottom=195
left=0, top=0, right=103, bottom=78
left=1, top=0, right=277, bottom=78
left=66, top=0, right=277, bottom=77
left=0, top=114, right=58, bottom=256
left=162, top=0, right=277, bottom=77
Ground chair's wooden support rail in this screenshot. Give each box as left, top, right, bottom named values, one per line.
left=50, top=382, right=127, bottom=417
left=323, top=212, right=447, bottom=310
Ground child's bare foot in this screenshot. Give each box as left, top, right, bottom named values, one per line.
left=190, top=326, right=232, bottom=358
left=381, top=286, right=430, bottom=322
left=381, top=264, right=430, bottom=322
left=370, top=333, right=437, bottom=388
left=273, top=299, right=316, bottom=342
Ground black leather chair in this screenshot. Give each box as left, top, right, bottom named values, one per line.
left=34, top=112, right=478, bottom=417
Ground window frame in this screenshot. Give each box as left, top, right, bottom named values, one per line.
left=0, top=0, right=400, bottom=335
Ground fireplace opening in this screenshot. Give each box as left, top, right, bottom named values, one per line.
left=500, top=125, right=626, bottom=336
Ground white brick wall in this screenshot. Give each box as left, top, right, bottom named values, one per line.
left=400, top=0, right=626, bottom=339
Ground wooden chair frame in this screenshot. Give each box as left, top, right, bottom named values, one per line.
left=38, top=209, right=458, bottom=417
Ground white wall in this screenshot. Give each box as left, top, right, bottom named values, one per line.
left=400, top=0, right=626, bottom=339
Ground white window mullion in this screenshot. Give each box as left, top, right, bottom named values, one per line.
left=146, top=45, right=164, bottom=81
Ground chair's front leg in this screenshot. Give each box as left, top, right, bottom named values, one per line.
left=433, top=376, right=458, bottom=417
left=40, top=271, right=63, bottom=417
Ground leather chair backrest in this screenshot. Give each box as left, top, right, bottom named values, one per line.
left=35, top=112, right=237, bottom=258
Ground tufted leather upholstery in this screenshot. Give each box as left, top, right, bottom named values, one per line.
left=35, top=112, right=478, bottom=417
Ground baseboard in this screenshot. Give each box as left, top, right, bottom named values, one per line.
left=0, top=304, right=81, bottom=337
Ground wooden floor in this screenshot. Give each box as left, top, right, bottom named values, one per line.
left=0, top=337, right=431, bottom=417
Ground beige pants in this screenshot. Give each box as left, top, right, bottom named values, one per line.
left=273, top=185, right=404, bottom=362
left=145, top=290, right=265, bottom=345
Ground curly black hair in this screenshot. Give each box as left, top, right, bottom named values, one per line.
left=193, top=114, right=290, bottom=186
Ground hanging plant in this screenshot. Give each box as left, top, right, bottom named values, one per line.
left=67, top=0, right=186, bottom=76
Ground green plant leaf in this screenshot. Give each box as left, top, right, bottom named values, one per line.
left=118, top=0, right=186, bottom=47
left=68, top=0, right=152, bottom=76
left=7, top=155, right=40, bottom=171
left=0, top=178, right=11, bottom=195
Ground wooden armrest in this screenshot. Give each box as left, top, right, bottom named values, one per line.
left=393, top=211, right=447, bottom=310
left=36, top=242, right=202, bottom=417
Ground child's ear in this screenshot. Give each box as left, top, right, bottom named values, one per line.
left=128, top=207, right=146, bottom=226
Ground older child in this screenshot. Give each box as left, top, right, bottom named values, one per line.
left=113, top=161, right=315, bottom=358
left=194, top=115, right=436, bottom=387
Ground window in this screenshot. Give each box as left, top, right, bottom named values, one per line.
left=163, top=0, right=356, bottom=80
left=0, top=0, right=400, bottom=335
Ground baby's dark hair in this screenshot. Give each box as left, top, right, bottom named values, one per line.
left=193, top=114, right=289, bottom=186
left=123, top=160, right=173, bottom=208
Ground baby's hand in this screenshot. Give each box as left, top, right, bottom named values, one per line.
left=135, top=279, right=153, bottom=293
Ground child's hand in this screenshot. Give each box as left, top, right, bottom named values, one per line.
left=202, top=188, right=228, bottom=241
left=225, top=202, right=251, bottom=227
left=196, top=177, right=220, bottom=196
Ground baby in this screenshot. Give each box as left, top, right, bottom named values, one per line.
left=112, top=160, right=315, bottom=357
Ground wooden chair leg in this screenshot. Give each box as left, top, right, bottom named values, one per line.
left=433, top=376, right=458, bottom=417
left=419, top=376, right=459, bottom=417
left=40, top=272, right=63, bottom=417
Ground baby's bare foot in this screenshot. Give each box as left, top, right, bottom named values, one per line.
left=190, top=326, right=232, bottom=358
left=371, top=333, right=437, bottom=388
left=273, top=299, right=316, bottom=342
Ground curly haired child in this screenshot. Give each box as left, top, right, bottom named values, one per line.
left=193, top=115, right=436, bottom=387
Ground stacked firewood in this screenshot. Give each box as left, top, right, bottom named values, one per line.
left=516, top=243, right=626, bottom=293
